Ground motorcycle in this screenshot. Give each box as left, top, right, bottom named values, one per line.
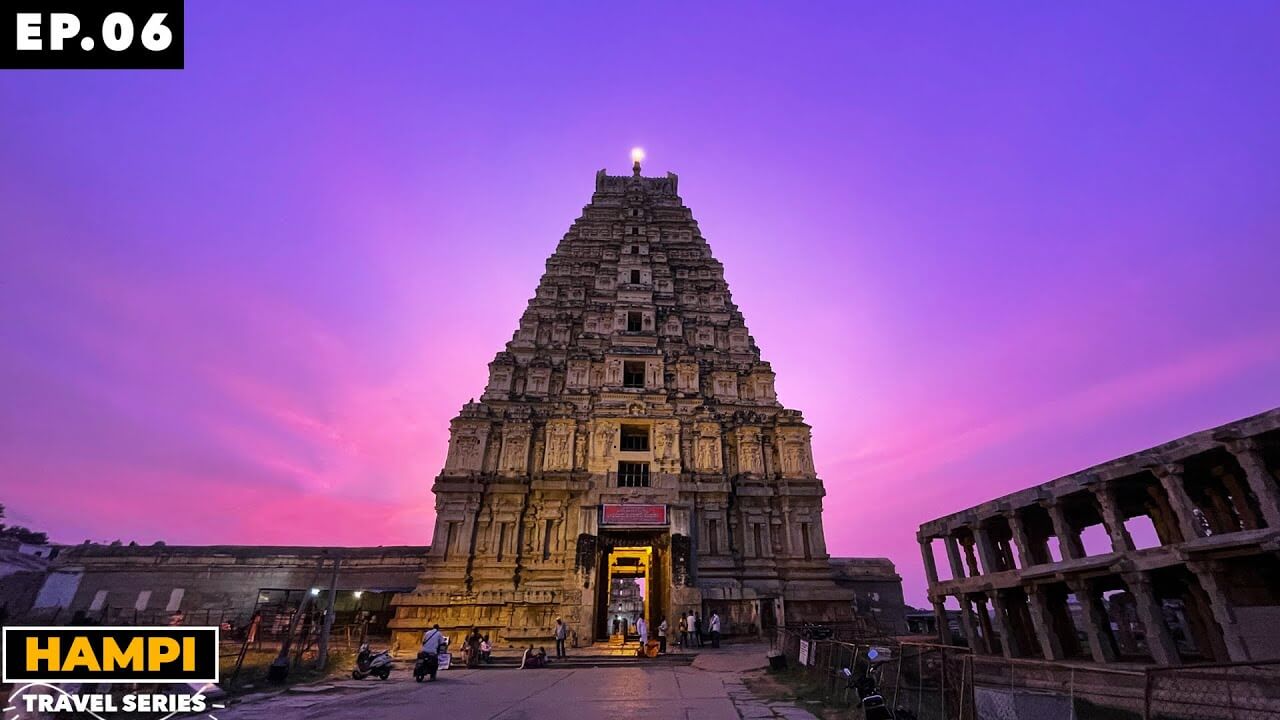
left=841, top=664, right=896, bottom=720
left=352, top=643, right=393, bottom=680
left=800, top=622, right=834, bottom=640
left=414, top=634, right=448, bottom=682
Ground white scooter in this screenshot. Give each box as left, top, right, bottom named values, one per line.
left=352, top=643, right=393, bottom=680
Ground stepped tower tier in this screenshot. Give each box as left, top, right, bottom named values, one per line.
left=389, top=162, right=855, bottom=650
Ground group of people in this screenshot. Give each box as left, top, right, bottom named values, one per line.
left=635, top=610, right=722, bottom=655
left=462, top=628, right=493, bottom=667
left=420, top=611, right=725, bottom=671
left=675, top=610, right=721, bottom=650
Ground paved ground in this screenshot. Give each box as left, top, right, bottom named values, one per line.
left=214, top=644, right=817, bottom=720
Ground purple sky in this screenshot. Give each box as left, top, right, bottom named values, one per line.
left=2, top=2, right=1279, bottom=606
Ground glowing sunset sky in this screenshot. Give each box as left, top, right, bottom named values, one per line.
left=2, top=3, right=1279, bottom=606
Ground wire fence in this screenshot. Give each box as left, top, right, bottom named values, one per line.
left=1145, top=661, right=1280, bottom=720
left=969, top=654, right=1146, bottom=720
left=770, top=628, right=1280, bottom=720
left=772, top=627, right=972, bottom=720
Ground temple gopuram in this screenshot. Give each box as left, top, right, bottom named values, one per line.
left=389, top=154, right=902, bottom=649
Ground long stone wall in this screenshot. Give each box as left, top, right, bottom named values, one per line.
left=24, top=544, right=427, bottom=629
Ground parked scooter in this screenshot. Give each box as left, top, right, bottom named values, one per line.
left=352, top=643, right=393, bottom=680
left=841, top=664, right=895, bottom=720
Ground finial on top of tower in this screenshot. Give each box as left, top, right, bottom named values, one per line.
left=631, top=147, right=645, bottom=176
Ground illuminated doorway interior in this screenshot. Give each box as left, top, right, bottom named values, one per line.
left=605, top=546, right=651, bottom=640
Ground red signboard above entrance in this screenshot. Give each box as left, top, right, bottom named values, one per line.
left=600, top=504, right=668, bottom=526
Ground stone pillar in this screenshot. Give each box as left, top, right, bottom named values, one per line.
left=973, top=524, right=1003, bottom=575
left=1151, top=464, right=1203, bottom=543
left=1180, top=573, right=1229, bottom=662
left=956, top=594, right=982, bottom=652
left=1025, top=585, right=1064, bottom=660
left=1203, top=486, right=1239, bottom=534
left=945, top=534, right=967, bottom=580
left=1216, top=468, right=1262, bottom=530
left=1142, top=488, right=1180, bottom=546
left=1067, top=580, right=1117, bottom=663
left=1006, top=511, right=1036, bottom=568
left=1111, top=596, right=1139, bottom=654
left=1225, top=438, right=1280, bottom=529
left=919, top=537, right=949, bottom=644
left=989, top=593, right=1021, bottom=659
left=960, top=535, right=982, bottom=577
left=998, top=537, right=1017, bottom=571
left=975, top=596, right=998, bottom=655
left=920, top=537, right=940, bottom=585
left=1123, top=572, right=1179, bottom=666
left=930, top=599, right=949, bottom=645
left=1044, top=499, right=1083, bottom=560
left=1187, top=561, right=1251, bottom=661
left=1090, top=484, right=1135, bottom=553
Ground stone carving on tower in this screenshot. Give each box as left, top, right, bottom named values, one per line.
left=390, top=156, right=856, bottom=649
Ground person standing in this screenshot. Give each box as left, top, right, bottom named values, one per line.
left=709, top=612, right=722, bottom=648
left=636, top=616, right=648, bottom=656
left=466, top=627, right=483, bottom=668
left=695, top=614, right=704, bottom=647
left=685, top=611, right=696, bottom=650
left=554, top=617, right=568, bottom=658
left=657, top=618, right=668, bottom=654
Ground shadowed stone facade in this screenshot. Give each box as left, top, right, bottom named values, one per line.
left=389, top=162, right=876, bottom=649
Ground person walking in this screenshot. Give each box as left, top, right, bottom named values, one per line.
left=657, top=618, right=668, bottom=654
left=636, top=616, right=648, bottom=657
left=709, top=612, right=722, bottom=648
left=554, top=617, right=568, bottom=658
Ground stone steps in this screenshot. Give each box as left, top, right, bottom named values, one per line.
left=458, top=652, right=695, bottom=669
left=503, top=654, right=695, bottom=669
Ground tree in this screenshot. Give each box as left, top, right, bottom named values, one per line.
left=0, top=504, right=50, bottom=545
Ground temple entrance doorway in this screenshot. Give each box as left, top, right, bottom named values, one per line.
left=605, top=547, right=649, bottom=640
left=594, top=531, right=669, bottom=641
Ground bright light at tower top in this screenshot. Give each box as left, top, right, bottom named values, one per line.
left=631, top=147, right=645, bottom=164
